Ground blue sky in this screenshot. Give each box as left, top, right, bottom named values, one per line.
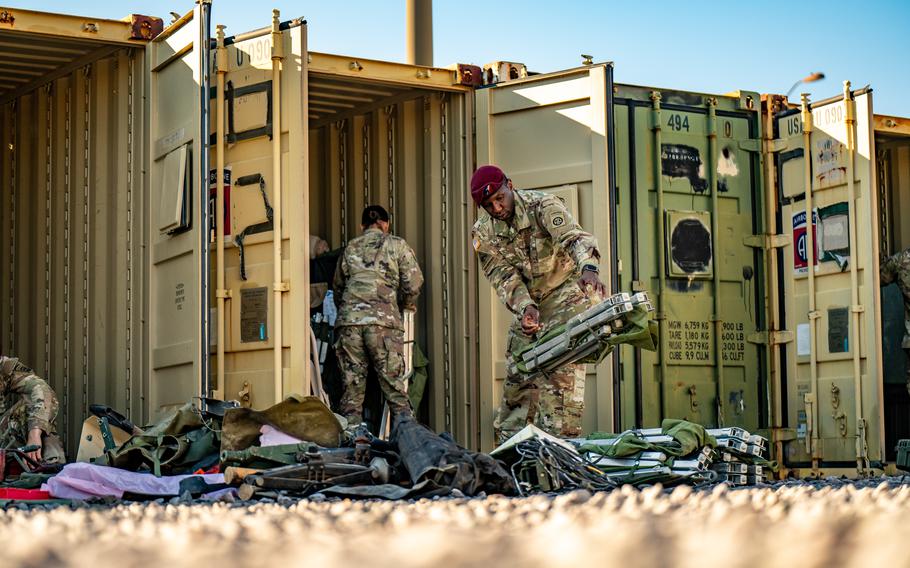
left=15, top=0, right=910, bottom=116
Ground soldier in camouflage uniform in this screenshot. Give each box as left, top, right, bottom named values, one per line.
left=0, top=355, right=65, bottom=466
left=881, top=248, right=910, bottom=392
left=333, top=205, right=424, bottom=426
left=470, top=165, right=606, bottom=442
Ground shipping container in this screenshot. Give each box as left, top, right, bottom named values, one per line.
left=0, top=7, right=157, bottom=456
left=762, top=91, right=910, bottom=475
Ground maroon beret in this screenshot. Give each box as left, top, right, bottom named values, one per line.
left=470, top=165, right=506, bottom=205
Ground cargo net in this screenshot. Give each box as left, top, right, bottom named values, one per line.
left=510, top=291, right=657, bottom=378
left=494, top=422, right=774, bottom=496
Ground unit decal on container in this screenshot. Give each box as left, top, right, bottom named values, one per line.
left=209, top=167, right=232, bottom=240
left=792, top=203, right=851, bottom=274
left=792, top=210, right=819, bottom=274
left=661, top=144, right=707, bottom=192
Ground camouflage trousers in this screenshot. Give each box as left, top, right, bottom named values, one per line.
left=0, top=399, right=66, bottom=464
left=494, top=279, right=598, bottom=443
left=335, top=324, right=411, bottom=425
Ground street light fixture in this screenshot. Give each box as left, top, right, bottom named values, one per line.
left=786, top=72, right=826, bottom=98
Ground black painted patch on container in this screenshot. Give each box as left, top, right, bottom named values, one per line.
left=661, top=144, right=707, bottom=192
left=828, top=307, right=849, bottom=353
left=668, top=279, right=704, bottom=292
left=670, top=218, right=712, bottom=273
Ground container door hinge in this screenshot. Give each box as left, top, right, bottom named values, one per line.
left=274, top=281, right=290, bottom=292
left=747, top=330, right=794, bottom=345
left=738, top=139, right=762, bottom=153
left=744, top=234, right=791, bottom=249
left=216, top=289, right=233, bottom=299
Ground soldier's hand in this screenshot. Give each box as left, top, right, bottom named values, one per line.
left=521, top=305, right=541, bottom=335
left=579, top=269, right=607, bottom=298
left=26, top=428, right=43, bottom=466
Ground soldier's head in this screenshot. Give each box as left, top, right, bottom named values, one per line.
left=361, top=205, right=390, bottom=233
left=471, top=165, right=515, bottom=222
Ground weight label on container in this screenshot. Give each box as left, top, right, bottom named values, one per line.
left=721, top=322, right=745, bottom=363
left=667, top=319, right=711, bottom=363
left=175, top=283, right=185, bottom=311
left=828, top=307, right=849, bottom=353
left=240, top=287, right=269, bottom=343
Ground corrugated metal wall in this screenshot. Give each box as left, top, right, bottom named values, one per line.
left=0, top=49, right=146, bottom=455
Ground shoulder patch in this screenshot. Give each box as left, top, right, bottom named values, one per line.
left=473, top=237, right=481, bottom=251
left=552, top=215, right=565, bottom=227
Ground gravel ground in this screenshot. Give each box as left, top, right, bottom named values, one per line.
left=3, top=477, right=910, bottom=568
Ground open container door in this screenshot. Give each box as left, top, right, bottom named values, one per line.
left=210, top=12, right=310, bottom=408
left=147, top=2, right=212, bottom=415
left=474, top=64, right=617, bottom=450
left=772, top=84, right=884, bottom=474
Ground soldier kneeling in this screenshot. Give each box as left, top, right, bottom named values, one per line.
left=0, top=355, right=66, bottom=467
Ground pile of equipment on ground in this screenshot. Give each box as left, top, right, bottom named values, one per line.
left=492, top=422, right=773, bottom=495
left=0, top=395, right=519, bottom=503
left=0, top=389, right=773, bottom=504
left=0, top=289, right=775, bottom=503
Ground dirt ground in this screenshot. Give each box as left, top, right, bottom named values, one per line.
left=2, top=478, right=910, bottom=568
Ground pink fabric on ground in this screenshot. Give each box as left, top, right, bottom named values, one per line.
left=42, top=462, right=226, bottom=500
left=259, top=424, right=304, bottom=446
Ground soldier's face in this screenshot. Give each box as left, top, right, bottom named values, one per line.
left=481, top=181, right=514, bottom=221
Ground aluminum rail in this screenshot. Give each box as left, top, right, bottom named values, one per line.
left=650, top=92, right=670, bottom=420
left=707, top=98, right=726, bottom=425
left=800, top=93, right=821, bottom=470
left=213, top=24, right=227, bottom=400
left=842, top=81, right=869, bottom=473
left=271, top=10, right=285, bottom=403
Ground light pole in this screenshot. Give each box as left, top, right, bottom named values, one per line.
left=786, top=72, right=826, bottom=98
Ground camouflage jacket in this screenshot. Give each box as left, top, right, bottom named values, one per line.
left=0, top=356, right=57, bottom=435
left=472, top=189, right=600, bottom=316
left=333, top=228, right=424, bottom=329
left=881, top=248, right=910, bottom=347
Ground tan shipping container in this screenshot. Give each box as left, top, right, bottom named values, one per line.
left=0, top=8, right=155, bottom=456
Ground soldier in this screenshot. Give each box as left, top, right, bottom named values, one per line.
left=471, top=165, right=606, bottom=442
left=881, top=248, right=910, bottom=392
left=333, top=205, right=424, bottom=428
left=0, top=355, right=65, bottom=466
